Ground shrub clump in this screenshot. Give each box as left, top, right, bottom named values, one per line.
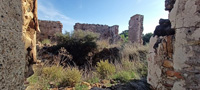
left=96, top=60, right=116, bottom=79
left=61, top=67, right=82, bottom=87
left=112, top=71, right=133, bottom=83
left=28, top=65, right=82, bottom=89
left=51, top=30, right=100, bottom=66
left=41, top=39, right=51, bottom=44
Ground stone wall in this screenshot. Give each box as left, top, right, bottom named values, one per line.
left=37, top=20, right=63, bottom=42
left=0, top=0, right=39, bottom=89
left=148, top=0, right=200, bottom=90
left=128, top=14, right=144, bottom=44
left=170, top=0, right=200, bottom=89
left=148, top=36, right=176, bottom=89
left=74, top=23, right=121, bottom=43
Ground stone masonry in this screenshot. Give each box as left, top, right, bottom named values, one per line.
left=148, top=36, right=175, bottom=90
left=170, top=0, right=200, bottom=89
left=74, top=23, right=121, bottom=43
left=0, top=0, right=39, bottom=89
left=148, top=0, right=200, bottom=90
left=128, top=14, right=144, bottom=44
left=37, top=20, right=63, bottom=43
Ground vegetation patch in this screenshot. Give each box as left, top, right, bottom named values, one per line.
left=96, top=60, right=116, bottom=79
left=28, top=65, right=82, bottom=89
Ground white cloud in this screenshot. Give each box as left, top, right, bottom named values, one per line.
left=38, top=1, right=77, bottom=33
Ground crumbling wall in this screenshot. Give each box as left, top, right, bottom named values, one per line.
left=148, top=0, right=200, bottom=90
left=0, top=0, right=39, bottom=89
left=128, top=14, right=144, bottom=44
left=37, top=20, right=63, bottom=42
left=22, top=0, right=40, bottom=78
left=74, top=23, right=121, bottom=43
left=148, top=36, right=176, bottom=89
left=169, top=0, right=200, bottom=89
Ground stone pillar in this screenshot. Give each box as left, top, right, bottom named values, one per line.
left=128, top=14, right=144, bottom=44
left=0, top=0, right=39, bottom=89
left=169, top=0, right=200, bottom=89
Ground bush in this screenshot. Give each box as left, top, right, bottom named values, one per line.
left=96, top=60, right=116, bottom=79
left=72, top=30, right=100, bottom=41
left=28, top=65, right=82, bottom=89
left=119, top=30, right=129, bottom=43
left=114, top=59, right=146, bottom=80
left=52, top=30, right=100, bottom=66
left=28, top=65, right=65, bottom=89
left=87, top=76, right=100, bottom=84
left=142, top=33, right=153, bottom=45
left=112, top=71, right=133, bottom=83
left=55, top=32, right=70, bottom=45
left=75, top=84, right=88, bottom=90
left=41, top=39, right=51, bottom=44
left=56, top=30, right=99, bottom=45
left=134, top=61, right=148, bottom=77
left=61, top=67, right=82, bottom=87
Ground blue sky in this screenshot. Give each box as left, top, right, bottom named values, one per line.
left=38, top=0, right=168, bottom=34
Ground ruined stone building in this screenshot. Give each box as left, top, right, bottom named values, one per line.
left=128, top=14, right=144, bottom=44
left=74, top=23, right=121, bottom=43
left=0, top=0, right=39, bottom=89
left=148, top=0, right=200, bottom=90
left=37, top=20, right=63, bottom=43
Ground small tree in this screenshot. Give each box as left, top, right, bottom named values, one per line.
left=142, top=33, right=153, bottom=45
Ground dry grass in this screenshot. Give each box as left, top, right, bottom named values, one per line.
left=30, top=31, right=149, bottom=89
left=27, top=64, right=82, bottom=89
left=96, top=39, right=121, bottom=50
left=121, top=43, right=148, bottom=61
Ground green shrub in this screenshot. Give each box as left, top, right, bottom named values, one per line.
left=55, top=32, right=70, bottom=44
left=114, top=59, right=146, bottom=79
left=56, top=30, right=99, bottom=45
left=41, top=39, right=51, bottom=44
left=134, top=61, right=148, bottom=77
left=96, top=60, right=116, bottom=79
left=42, top=66, right=64, bottom=81
left=72, top=30, right=100, bottom=41
left=119, top=30, right=129, bottom=43
left=87, top=76, right=100, bottom=84
left=142, top=32, right=153, bottom=45
left=75, top=84, right=88, bottom=90
left=27, top=74, right=39, bottom=84
left=28, top=65, right=82, bottom=89
left=112, top=71, right=132, bottom=83
left=60, top=67, right=82, bottom=87
left=53, top=30, right=99, bottom=66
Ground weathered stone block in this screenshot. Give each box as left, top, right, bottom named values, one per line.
left=163, top=60, right=173, bottom=68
